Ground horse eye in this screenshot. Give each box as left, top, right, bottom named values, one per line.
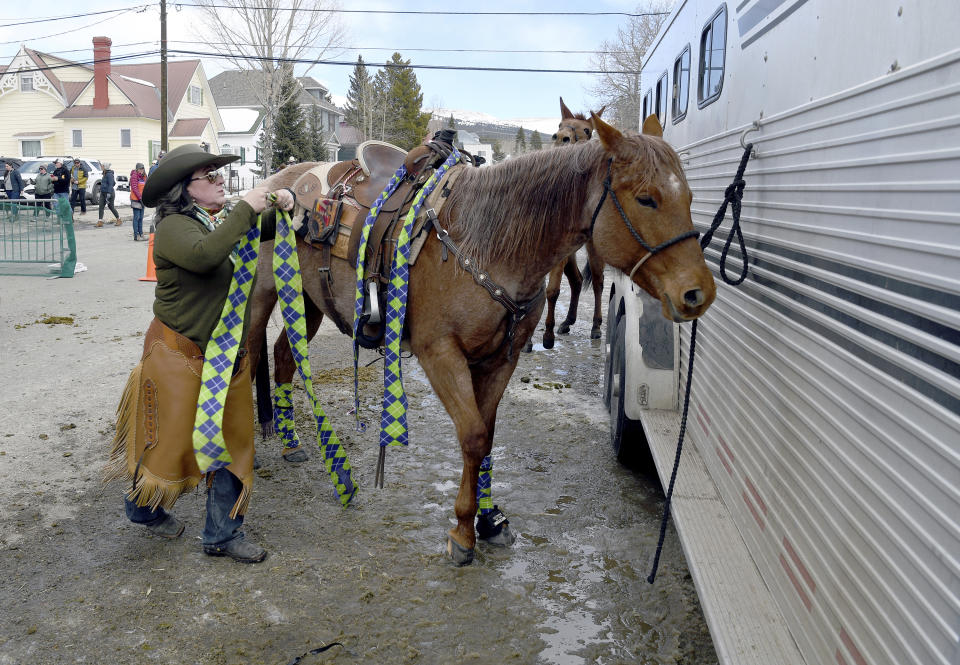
left=583, top=128, right=591, bottom=138
left=636, top=196, right=657, bottom=209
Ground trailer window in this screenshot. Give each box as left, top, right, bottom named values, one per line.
left=655, top=72, right=668, bottom=124
left=642, top=88, right=653, bottom=122
left=698, top=5, right=727, bottom=108
left=672, top=46, right=690, bottom=123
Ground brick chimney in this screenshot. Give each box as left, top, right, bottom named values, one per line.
left=92, top=36, right=111, bottom=110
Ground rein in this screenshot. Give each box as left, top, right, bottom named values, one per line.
left=589, top=158, right=700, bottom=278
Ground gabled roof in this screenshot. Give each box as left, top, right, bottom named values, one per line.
left=11, top=46, right=200, bottom=121
left=209, top=70, right=341, bottom=114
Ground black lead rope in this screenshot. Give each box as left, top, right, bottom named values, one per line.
left=647, top=143, right=754, bottom=584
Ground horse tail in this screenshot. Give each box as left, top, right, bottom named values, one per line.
left=582, top=262, right=593, bottom=291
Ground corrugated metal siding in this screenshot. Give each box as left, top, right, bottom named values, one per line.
left=681, top=49, right=960, bottom=665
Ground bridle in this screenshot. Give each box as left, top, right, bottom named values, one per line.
left=589, top=158, right=699, bottom=280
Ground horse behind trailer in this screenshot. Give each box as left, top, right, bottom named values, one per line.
left=247, top=114, right=715, bottom=565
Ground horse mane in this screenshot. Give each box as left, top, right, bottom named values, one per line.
left=567, top=111, right=590, bottom=121
left=442, top=133, right=686, bottom=269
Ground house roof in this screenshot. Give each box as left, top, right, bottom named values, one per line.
left=170, top=117, right=210, bottom=137
left=337, top=122, right=363, bottom=146
left=15, top=47, right=200, bottom=120
left=209, top=70, right=341, bottom=114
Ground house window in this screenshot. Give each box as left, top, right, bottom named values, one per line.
left=120, top=129, right=131, bottom=147
left=20, top=73, right=34, bottom=92
left=655, top=72, right=668, bottom=124
left=20, top=140, right=41, bottom=157
left=188, top=85, right=203, bottom=105
left=698, top=5, right=727, bottom=108
left=240, top=146, right=246, bottom=165
left=672, top=46, right=691, bottom=123
left=150, top=140, right=162, bottom=162
left=642, top=89, right=653, bottom=121
left=72, top=129, right=83, bottom=148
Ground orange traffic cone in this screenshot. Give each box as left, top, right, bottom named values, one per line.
left=139, top=233, right=157, bottom=282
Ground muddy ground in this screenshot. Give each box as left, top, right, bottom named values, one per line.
left=0, top=214, right=718, bottom=664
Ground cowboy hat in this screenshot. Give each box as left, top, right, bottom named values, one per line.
left=141, top=144, right=238, bottom=207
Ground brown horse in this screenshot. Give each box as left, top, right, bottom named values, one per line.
left=537, top=97, right=608, bottom=349
left=247, top=114, right=715, bottom=564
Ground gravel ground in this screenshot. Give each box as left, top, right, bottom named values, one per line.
left=0, top=216, right=717, bottom=665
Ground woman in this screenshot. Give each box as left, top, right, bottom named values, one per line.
left=96, top=162, right=121, bottom=227
left=129, top=162, right=147, bottom=240
left=33, top=164, right=54, bottom=209
left=106, top=144, right=295, bottom=563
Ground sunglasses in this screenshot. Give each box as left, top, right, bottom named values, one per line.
left=190, top=169, right=223, bottom=184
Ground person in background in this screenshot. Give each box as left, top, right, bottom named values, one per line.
left=3, top=162, right=24, bottom=201
left=149, top=151, right=164, bottom=176
left=129, top=162, right=147, bottom=240
left=70, top=158, right=88, bottom=216
left=33, top=164, right=54, bottom=209
left=96, top=162, right=122, bottom=228
left=106, top=144, right=295, bottom=564
left=50, top=159, right=72, bottom=215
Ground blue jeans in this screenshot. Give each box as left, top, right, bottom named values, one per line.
left=124, top=469, right=245, bottom=547
left=132, top=204, right=144, bottom=237
left=70, top=188, right=86, bottom=213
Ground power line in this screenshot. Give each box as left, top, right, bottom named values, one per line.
left=167, top=4, right=668, bottom=17
left=0, top=9, right=139, bottom=45
left=168, top=48, right=640, bottom=74
left=0, top=6, right=149, bottom=28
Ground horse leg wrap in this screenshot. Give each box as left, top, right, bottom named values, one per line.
left=446, top=535, right=475, bottom=566
left=476, top=455, right=493, bottom=516
left=273, top=383, right=302, bottom=451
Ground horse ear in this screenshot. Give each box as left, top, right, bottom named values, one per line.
left=593, top=113, right=628, bottom=157
left=560, top=96, right=575, bottom=120
left=641, top=114, right=664, bottom=137
left=595, top=105, right=607, bottom=120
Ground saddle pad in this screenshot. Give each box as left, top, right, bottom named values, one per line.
left=292, top=162, right=339, bottom=207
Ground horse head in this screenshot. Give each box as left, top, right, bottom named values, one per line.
left=552, top=97, right=605, bottom=146
left=589, top=113, right=715, bottom=322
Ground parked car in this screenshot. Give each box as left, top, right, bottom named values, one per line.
left=0, top=157, right=24, bottom=198
left=18, top=157, right=103, bottom=204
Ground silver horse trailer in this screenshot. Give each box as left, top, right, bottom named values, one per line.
left=604, top=1, right=959, bottom=664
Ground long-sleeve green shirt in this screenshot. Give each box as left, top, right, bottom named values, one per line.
left=152, top=200, right=277, bottom=350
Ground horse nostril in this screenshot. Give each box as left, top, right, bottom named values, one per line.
left=683, top=288, right=704, bottom=308
left=551, top=134, right=558, bottom=141
left=562, top=137, right=570, bottom=143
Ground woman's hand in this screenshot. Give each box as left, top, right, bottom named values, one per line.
left=241, top=184, right=270, bottom=213
left=272, top=188, right=295, bottom=212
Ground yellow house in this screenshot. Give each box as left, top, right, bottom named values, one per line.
left=0, top=37, right=224, bottom=175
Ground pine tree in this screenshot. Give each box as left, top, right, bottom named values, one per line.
left=308, top=105, right=328, bottom=162
left=345, top=56, right=377, bottom=141
left=491, top=140, right=506, bottom=163
left=272, top=69, right=310, bottom=168
left=447, top=114, right=456, bottom=129
left=530, top=131, right=543, bottom=151
left=376, top=53, right=432, bottom=150
left=514, top=126, right=527, bottom=155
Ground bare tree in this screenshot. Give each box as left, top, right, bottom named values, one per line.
left=590, top=2, right=671, bottom=131
left=192, top=0, right=345, bottom=175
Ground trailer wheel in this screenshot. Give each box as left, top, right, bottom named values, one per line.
left=602, top=296, right=619, bottom=409
left=610, top=317, right=652, bottom=469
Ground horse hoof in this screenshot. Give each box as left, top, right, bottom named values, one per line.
left=522, top=340, right=534, bottom=353
left=557, top=322, right=572, bottom=335
left=476, top=506, right=516, bottom=547
left=446, top=536, right=475, bottom=566
left=590, top=327, right=602, bottom=339
left=543, top=335, right=555, bottom=350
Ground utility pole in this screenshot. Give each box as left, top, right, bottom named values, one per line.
left=160, top=0, right=168, bottom=152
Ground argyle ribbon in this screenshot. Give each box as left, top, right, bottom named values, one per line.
left=476, top=455, right=493, bottom=516
left=352, top=165, right=408, bottom=432
left=273, top=382, right=301, bottom=451
left=379, top=149, right=461, bottom=447
left=274, top=209, right=357, bottom=506
left=191, top=215, right=262, bottom=473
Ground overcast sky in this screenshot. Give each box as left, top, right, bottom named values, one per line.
left=0, top=1, right=668, bottom=128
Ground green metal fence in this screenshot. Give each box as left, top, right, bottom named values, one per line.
left=0, top=198, right=77, bottom=278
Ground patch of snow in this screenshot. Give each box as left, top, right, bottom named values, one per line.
left=219, top=108, right=261, bottom=133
